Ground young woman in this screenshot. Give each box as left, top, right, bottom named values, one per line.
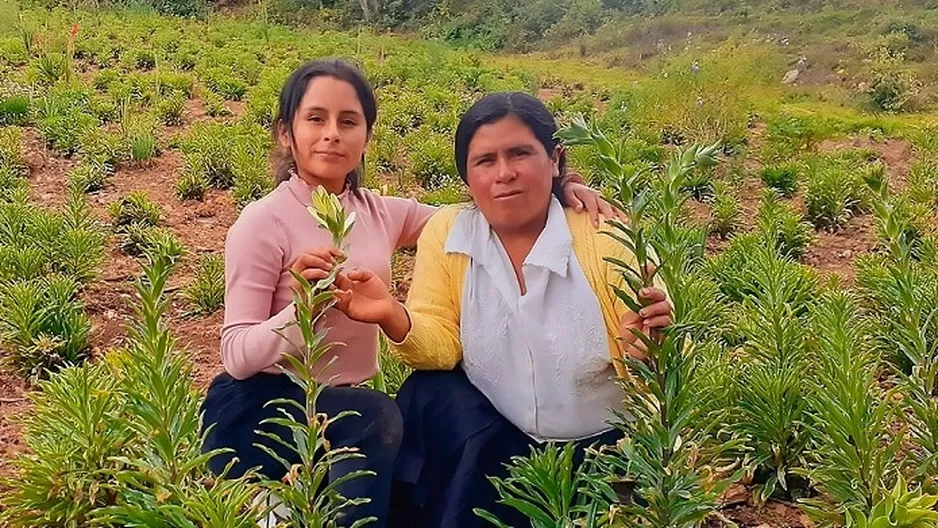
left=199, top=60, right=618, bottom=527
left=331, top=92, right=673, bottom=527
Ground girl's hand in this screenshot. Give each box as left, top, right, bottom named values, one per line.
left=618, top=287, right=672, bottom=361
left=560, top=172, right=623, bottom=227
left=333, top=268, right=396, bottom=325
left=287, top=247, right=344, bottom=293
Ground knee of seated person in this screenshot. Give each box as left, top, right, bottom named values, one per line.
left=399, top=368, right=468, bottom=395
left=362, top=391, right=404, bottom=448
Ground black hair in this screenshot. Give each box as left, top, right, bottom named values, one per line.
left=454, top=91, right=567, bottom=205
left=272, top=58, right=377, bottom=195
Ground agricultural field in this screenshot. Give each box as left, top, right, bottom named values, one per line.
left=0, top=0, right=937, bottom=525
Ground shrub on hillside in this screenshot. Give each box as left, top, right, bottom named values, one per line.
left=709, top=181, right=739, bottom=239
left=183, top=253, right=224, bottom=315
left=760, top=164, right=799, bottom=197
left=408, top=127, right=458, bottom=190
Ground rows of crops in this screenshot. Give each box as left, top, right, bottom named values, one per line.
left=1, top=0, right=938, bottom=525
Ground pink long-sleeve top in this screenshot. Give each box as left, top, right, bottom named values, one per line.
left=222, top=173, right=435, bottom=385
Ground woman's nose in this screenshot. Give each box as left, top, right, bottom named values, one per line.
left=495, top=157, right=516, bottom=182
left=323, top=120, right=340, bottom=142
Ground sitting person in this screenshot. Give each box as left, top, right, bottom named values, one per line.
left=199, top=59, right=616, bottom=528
left=332, top=91, right=673, bottom=527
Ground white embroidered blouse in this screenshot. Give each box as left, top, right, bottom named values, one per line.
left=444, top=197, right=624, bottom=442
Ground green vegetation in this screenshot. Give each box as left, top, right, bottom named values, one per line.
left=759, top=164, right=799, bottom=198
left=804, top=152, right=875, bottom=231
left=1, top=0, right=938, bottom=524
left=183, top=253, right=224, bottom=315
left=709, top=181, right=739, bottom=239
left=110, top=191, right=164, bottom=230
left=0, top=190, right=106, bottom=380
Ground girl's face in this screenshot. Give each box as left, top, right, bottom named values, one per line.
left=465, top=115, right=559, bottom=233
left=280, top=75, right=370, bottom=191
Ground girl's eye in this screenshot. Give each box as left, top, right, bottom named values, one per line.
left=308, top=115, right=324, bottom=122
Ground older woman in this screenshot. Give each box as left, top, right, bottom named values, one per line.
left=332, top=92, right=672, bottom=527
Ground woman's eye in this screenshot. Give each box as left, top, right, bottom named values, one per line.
left=308, top=115, right=323, bottom=122
left=342, top=119, right=357, bottom=126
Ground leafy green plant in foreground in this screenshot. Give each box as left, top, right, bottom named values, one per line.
left=474, top=443, right=614, bottom=528
left=562, top=116, right=742, bottom=527
left=798, top=291, right=905, bottom=526
left=476, top=116, right=741, bottom=528
left=0, top=362, right=129, bottom=526
left=0, top=192, right=105, bottom=379
left=257, top=184, right=374, bottom=526
left=863, top=171, right=938, bottom=493
left=845, top=476, right=938, bottom=528
left=94, top=252, right=263, bottom=526
left=0, top=253, right=260, bottom=526
left=0, top=275, right=92, bottom=379
left=731, top=245, right=816, bottom=503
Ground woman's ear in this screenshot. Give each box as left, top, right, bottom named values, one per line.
left=551, top=145, right=563, bottom=178
left=277, top=120, right=292, bottom=150
left=363, top=129, right=373, bottom=154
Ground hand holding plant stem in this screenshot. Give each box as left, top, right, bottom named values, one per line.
left=556, top=115, right=719, bottom=332
left=307, top=185, right=392, bottom=392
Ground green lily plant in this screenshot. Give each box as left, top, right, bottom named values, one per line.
left=477, top=116, right=742, bottom=528
left=307, top=185, right=356, bottom=255
left=560, top=116, right=745, bottom=528
left=257, top=184, right=376, bottom=527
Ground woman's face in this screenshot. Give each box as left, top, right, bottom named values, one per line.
left=465, top=115, right=559, bottom=233
left=280, top=75, right=369, bottom=190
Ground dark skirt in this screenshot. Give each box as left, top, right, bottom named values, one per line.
left=200, top=371, right=403, bottom=528
left=389, top=368, right=622, bottom=528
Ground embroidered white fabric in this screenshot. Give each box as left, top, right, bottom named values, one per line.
left=445, top=197, right=623, bottom=442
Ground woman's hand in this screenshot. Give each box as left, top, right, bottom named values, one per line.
left=561, top=172, right=623, bottom=227
left=333, top=268, right=396, bottom=324
left=618, top=286, right=672, bottom=362
left=288, top=247, right=344, bottom=293
left=334, top=268, right=413, bottom=342
left=287, top=247, right=344, bottom=293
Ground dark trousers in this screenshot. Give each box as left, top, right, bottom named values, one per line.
left=200, top=371, right=403, bottom=528
left=390, top=368, right=622, bottom=528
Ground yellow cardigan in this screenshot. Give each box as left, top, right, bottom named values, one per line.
left=390, top=206, right=648, bottom=379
